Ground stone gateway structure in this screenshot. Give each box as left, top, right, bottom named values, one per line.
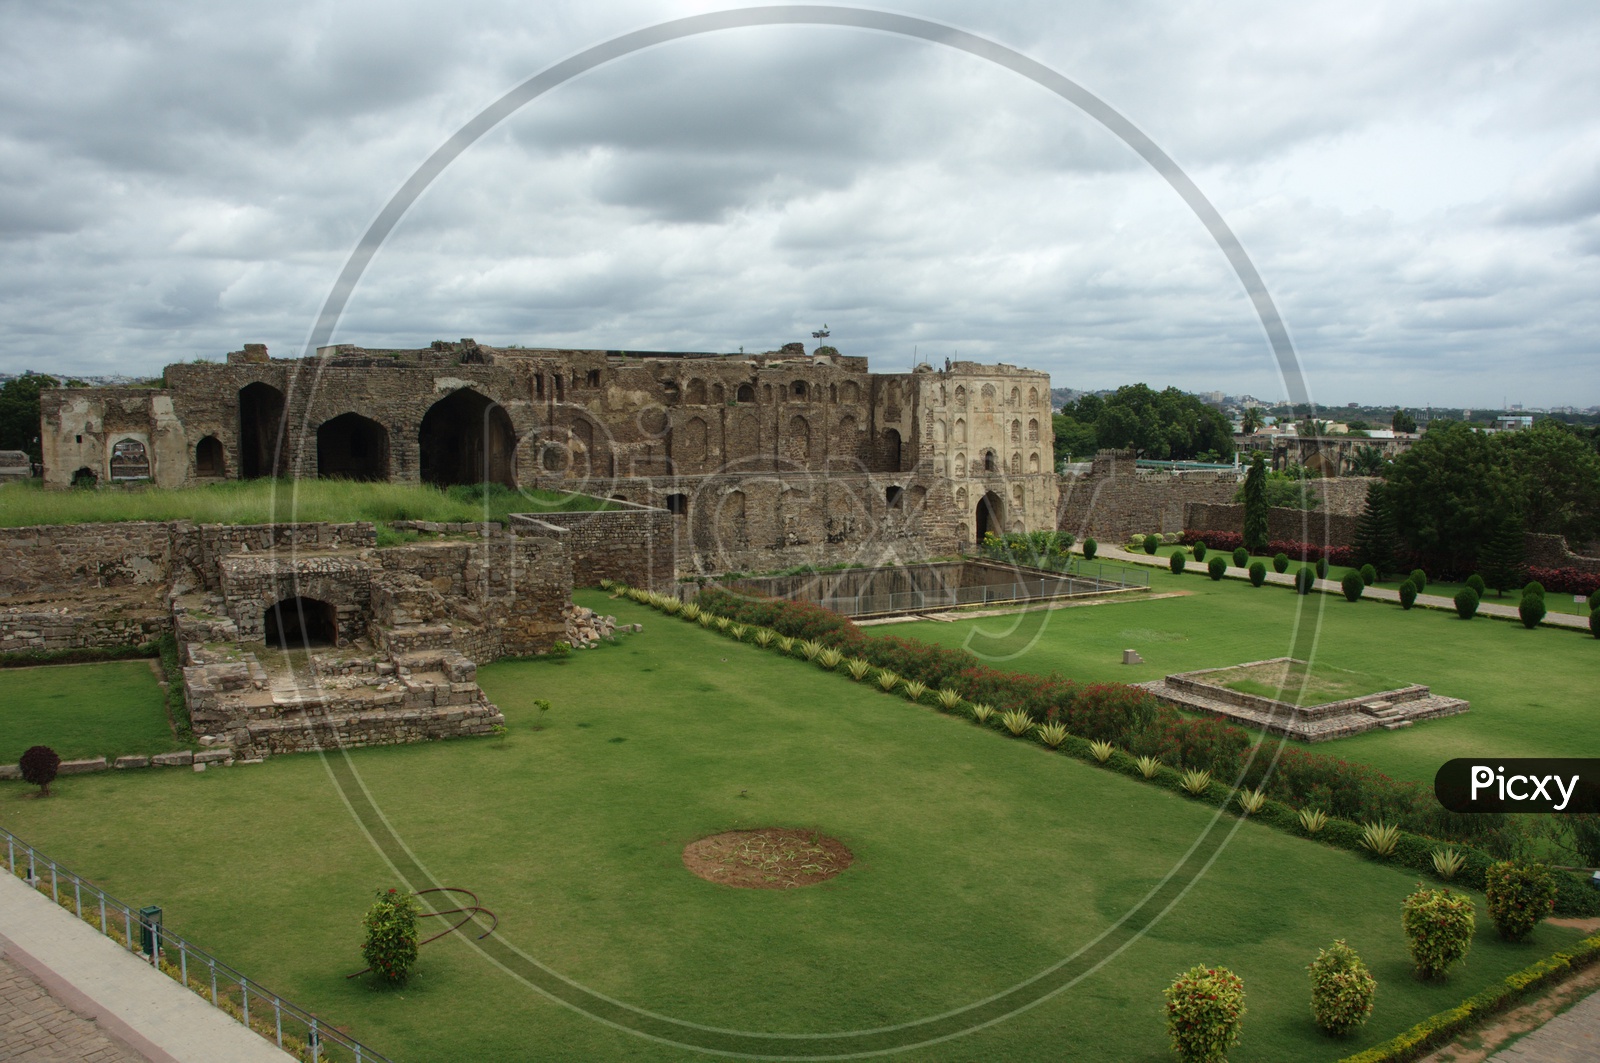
left=40, top=340, right=1058, bottom=574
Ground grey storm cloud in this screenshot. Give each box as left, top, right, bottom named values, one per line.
left=0, top=0, right=1597, bottom=408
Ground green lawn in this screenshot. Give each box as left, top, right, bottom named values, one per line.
left=0, top=660, right=182, bottom=764
left=2, top=592, right=1587, bottom=1062
left=885, top=564, right=1599, bottom=788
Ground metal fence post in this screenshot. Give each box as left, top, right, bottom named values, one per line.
left=74, top=879, right=81, bottom=918
left=274, top=997, right=282, bottom=1046
left=209, top=957, right=217, bottom=1005
left=241, top=978, right=249, bottom=1026
left=50, top=862, right=57, bottom=903
left=180, top=942, right=187, bottom=987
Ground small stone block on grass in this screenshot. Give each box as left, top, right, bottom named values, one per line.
left=151, top=750, right=194, bottom=766
left=58, top=757, right=106, bottom=775
left=193, top=749, right=232, bottom=765
left=113, top=755, right=150, bottom=769
left=0, top=764, right=19, bottom=780
left=1123, top=649, right=1144, bottom=665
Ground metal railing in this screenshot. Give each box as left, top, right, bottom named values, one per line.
left=3, top=826, right=395, bottom=1063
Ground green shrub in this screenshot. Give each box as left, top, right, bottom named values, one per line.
left=361, top=888, right=420, bottom=984
left=20, top=745, right=60, bottom=797
left=1315, top=556, right=1329, bottom=579
left=1523, top=580, right=1545, bottom=600
left=1518, top=594, right=1546, bottom=629
left=1592, top=610, right=1600, bottom=638
left=1248, top=561, right=1267, bottom=587
left=1308, top=940, right=1376, bottom=1035
left=1232, top=546, right=1249, bottom=567
left=1170, top=551, right=1187, bottom=575
left=1485, top=861, right=1558, bottom=942
left=1082, top=538, right=1097, bottom=561
left=1341, top=571, right=1364, bottom=602
left=1453, top=587, right=1480, bottom=620
left=1164, top=965, right=1246, bottom=1063
left=1144, top=533, right=1160, bottom=555
left=1295, top=566, right=1316, bottom=595
left=1402, top=887, right=1475, bottom=980
left=1589, top=588, right=1599, bottom=613
left=1410, top=568, right=1428, bottom=592
left=1465, top=573, right=1486, bottom=597
left=1398, top=580, right=1418, bottom=610
left=1192, top=540, right=1207, bottom=561
left=1207, top=555, right=1227, bottom=580
left=1359, top=563, right=1378, bottom=586
left=1273, top=552, right=1290, bottom=573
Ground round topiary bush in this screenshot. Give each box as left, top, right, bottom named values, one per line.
left=1170, top=551, right=1187, bottom=575
left=1307, top=940, right=1376, bottom=1036
left=1208, top=555, right=1227, bottom=581
left=1232, top=546, right=1249, bottom=568
left=1315, top=556, right=1329, bottom=579
left=1295, top=566, right=1316, bottom=595
left=1359, top=563, right=1377, bottom=587
left=1273, top=553, right=1290, bottom=574
left=1454, top=587, right=1480, bottom=620
left=1249, top=561, right=1267, bottom=587
left=1398, top=580, right=1418, bottom=610
left=1518, top=593, right=1546, bottom=629
left=1083, top=537, right=1097, bottom=561
left=1402, top=886, right=1475, bottom=980
left=1588, top=588, right=1599, bottom=614
left=1410, top=568, right=1428, bottom=592
left=1592, top=610, right=1600, bottom=638
left=1465, top=573, right=1487, bottom=597
left=1164, top=965, right=1246, bottom=1063
left=1192, top=540, right=1207, bottom=562
left=1485, top=861, right=1557, bottom=942
left=19, top=745, right=61, bottom=797
left=1144, top=534, right=1161, bottom=555
left=361, top=888, right=421, bottom=984
left=1523, top=580, right=1545, bottom=599
left=1340, top=571, right=1364, bottom=602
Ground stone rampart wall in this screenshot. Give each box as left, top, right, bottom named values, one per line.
left=0, top=523, right=173, bottom=596
left=514, top=506, right=676, bottom=591
left=1523, top=533, right=1600, bottom=574
left=1182, top=503, right=1362, bottom=545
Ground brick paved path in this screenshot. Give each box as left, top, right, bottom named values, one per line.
left=1487, top=987, right=1600, bottom=1061
left=0, top=951, right=144, bottom=1062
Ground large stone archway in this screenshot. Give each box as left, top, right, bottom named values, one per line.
left=238, top=382, right=286, bottom=479
left=976, top=490, right=1005, bottom=541
left=317, top=413, right=390, bottom=481
left=263, top=596, right=338, bottom=648
left=419, top=389, right=516, bottom=488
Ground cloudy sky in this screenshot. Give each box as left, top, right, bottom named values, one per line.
left=2, top=1, right=1596, bottom=408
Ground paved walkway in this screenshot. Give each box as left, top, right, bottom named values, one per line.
left=1093, top=544, right=1593, bottom=630
left=0, top=870, right=293, bottom=1063
left=1488, top=987, right=1600, bottom=1061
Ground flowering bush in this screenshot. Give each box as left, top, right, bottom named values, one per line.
left=1164, top=964, right=1246, bottom=1062
left=1525, top=566, right=1600, bottom=596
left=1485, top=861, right=1557, bottom=941
left=362, top=888, right=420, bottom=985
left=1308, top=940, right=1376, bottom=1035
left=1402, top=886, right=1475, bottom=980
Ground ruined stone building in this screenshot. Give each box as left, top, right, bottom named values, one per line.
left=40, top=340, right=1058, bottom=574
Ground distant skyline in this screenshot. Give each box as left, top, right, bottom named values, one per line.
left=1, top=2, right=1597, bottom=408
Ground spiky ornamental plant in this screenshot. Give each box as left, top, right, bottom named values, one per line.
left=935, top=688, right=964, bottom=712
left=1089, top=739, right=1115, bottom=763
left=969, top=702, right=995, bottom=724
left=1307, top=940, right=1376, bottom=1036
left=999, top=709, right=1034, bottom=736
left=845, top=657, right=872, bottom=680
left=1035, top=721, right=1069, bottom=748
left=901, top=679, right=928, bottom=702
left=875, top=670, right=901, bottom=692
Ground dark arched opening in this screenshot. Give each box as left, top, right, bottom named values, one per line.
left=317, top=413, right=390, bottom=481
left=71, top=466, right=97, bottom=488
left=264, top=596, right=338, bottom=648
left=195, top=435, right=225, bottom=477
left=982, top=449, right=997, bottom=473
left=666, top=493, right=688, bottom=515
left=736, top=383, right=755, bottom=403
left=976, top=491, right=1005, bottom=541
left=882, top=428, right=902, bottom=470
left=885, top=485, right=903, bottom=509
left=419, top=389, right=516, bottom=488
left=238, top=383, right=286, bottom=479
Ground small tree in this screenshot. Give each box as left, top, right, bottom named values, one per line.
left=1249, top=561, right=1267, bottom=587
left=1192, top=540, right=1208, bottom=561
left=1478, top=513, right=1526, bottom=597
left=1402, top=886, right=1475, bottom=979
left=1242, top=454, right=1270, bottom=554
left=1351, top=481, right=1398, bottom=578
left=1409, top=568, right=1428, bottom=592
left=1453, top=587, right=1480, bottom=620
left=1232, top=546, right=1249, bottom=568
left=1485, top=861, right=1557, bottom=942
left=1340, top=571, right=1364, bottom=602
left=1170, top=551, right=1187, bottom=575
left=1518, top=590, right=1546, bottom=629
left=20, top=745, right=61, bottom=797
left=1083, top=538, right=1097, bottom=561
left=1295, top=567, right=1316, bottom=595
left=1164, top=965, right=1246, bottom=1063
left=1315, top=556, right=1329, bottom=579
left=1359, top=563, right=1377, bottom=586
left=1307, top=940, right=1376, bottom=1035
left=1398, top=580, right=1418, bottom=610
left=1273, top=553, right=1290, bottom=574
left=1523, top=580, right=1545, bottom=599
left=1144, top=533, right=1161, bottom=555
left=1208, top=555, right=1227, bottom=581
left=1465, top=573, right=1486, bottom=597
left=361, top=888, right=421, bottom=985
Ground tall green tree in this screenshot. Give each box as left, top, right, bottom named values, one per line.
left=1477, top=513, right=1527, bottom=597
left=1241, top=454, right=1269, bottom=554
left=1383, top=420, right=1512, bottom=574
left=1240, top=406, right=1264, bottom=434
left=1497, top=419, right=1600, bottom=544
left=1090, top=384, right=1235, bottom=461
left=1351, top=481, right=1398, bottom=578
left=0, top=374, right=60, bottom=462
left=1391, top=409, right=1417, bottom=433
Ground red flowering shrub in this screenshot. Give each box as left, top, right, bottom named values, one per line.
left=1525, top=566, right=1600, bottom=596
left=1165, top=965, right=1245, bottom=1062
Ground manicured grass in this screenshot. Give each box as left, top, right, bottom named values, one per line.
left=0, top=478, right=612, bottom=529
left=0, top=661, right=182, bottom=764
left=885, top=564, right=1599, bottom=788
left=2, top=592, right=1586, bottom=1062
left=1209, top=659, right=1399, bottom=706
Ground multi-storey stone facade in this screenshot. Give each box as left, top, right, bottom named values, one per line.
left=40, top=340, right=1058, bottom=574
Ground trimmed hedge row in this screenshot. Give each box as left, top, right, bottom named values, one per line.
left=0, top=643, right=160, bottom=668
left=680, top=588, right=1597, bottom=912
left=1338, top=931, right=1600, bottom=1063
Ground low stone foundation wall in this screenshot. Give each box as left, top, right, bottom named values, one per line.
left=0, top=594, right=169, bottom=653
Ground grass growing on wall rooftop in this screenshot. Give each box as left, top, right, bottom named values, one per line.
left=0, top=478, right=613, bottom=528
